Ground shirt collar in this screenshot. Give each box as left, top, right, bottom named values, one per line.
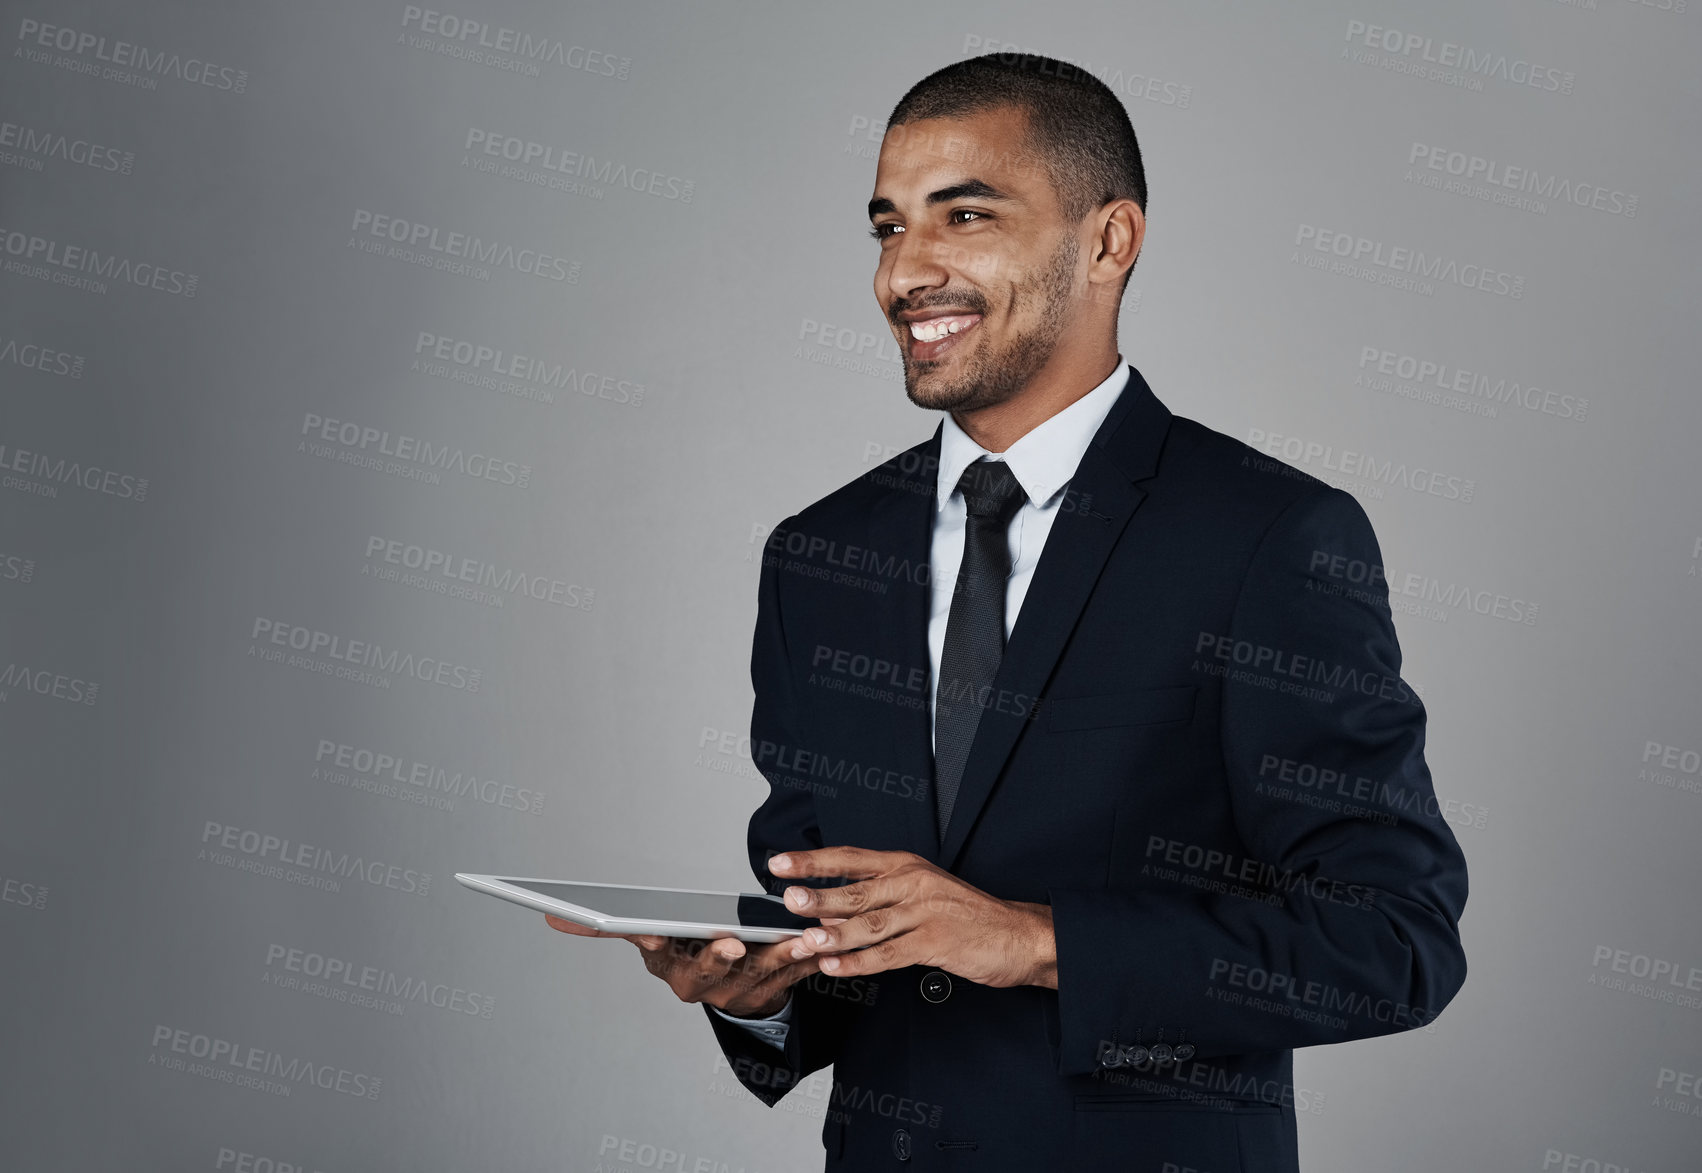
left=935, top=358, right=1130, bottom=513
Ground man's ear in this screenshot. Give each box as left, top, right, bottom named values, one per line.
left=1092, top=199, right=1143, bottom=284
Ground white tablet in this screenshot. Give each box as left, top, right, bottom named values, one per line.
left=454, top=874, right=818, bottom=943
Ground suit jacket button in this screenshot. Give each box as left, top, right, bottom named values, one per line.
left=1150, top=1043, right=1174, bottom=1065
left=919, top=970, right=952, bottom=1003
left=892, top=1127, right=912, bottom=1160
left=1174, top=1042, right=1196, bottom=1061
left=1099, top=1047, right=1123, bottom=1069
left=1125, top=1044, right=1150, bottom=1067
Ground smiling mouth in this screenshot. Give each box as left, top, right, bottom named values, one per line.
left=904, top=313, right=983, bottom=361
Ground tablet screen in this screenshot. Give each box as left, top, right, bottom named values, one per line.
left=506, top=881, right=818, bottom=932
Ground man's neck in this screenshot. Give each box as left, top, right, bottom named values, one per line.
left=950, top=347, right=1122, bottom=453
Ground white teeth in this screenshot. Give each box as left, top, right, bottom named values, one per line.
left=908, top=317, right=976, bottom=342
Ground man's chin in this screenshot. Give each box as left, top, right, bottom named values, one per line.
left=904, top=368, right=983, bottom=412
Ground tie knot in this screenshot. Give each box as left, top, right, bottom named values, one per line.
left=956, top=458, right=1025, bottom=523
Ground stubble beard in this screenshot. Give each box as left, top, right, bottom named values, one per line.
left=901, top=232, right=1080, bottom=414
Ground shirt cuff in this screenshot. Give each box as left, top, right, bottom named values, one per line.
left=709, top=991, right=794, bottom=1049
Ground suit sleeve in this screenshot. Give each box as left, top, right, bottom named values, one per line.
left=1047, top=485, right=1469, bottom=1077
left=702, top=514, right=863, bottom=1105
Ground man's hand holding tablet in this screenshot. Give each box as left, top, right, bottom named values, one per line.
left=535, top=846, right=1056, bottom=1015
left=536, top=865, right=851, bottom=1016
left=546, top=913, right=835, bottom=1017
left=470, top=869, right=839, bottom=1017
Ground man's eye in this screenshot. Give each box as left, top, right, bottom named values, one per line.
left=869, top=211, right=984, bottom=240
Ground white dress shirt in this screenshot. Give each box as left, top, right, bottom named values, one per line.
left=713, top=359, right=1132, bottom=1048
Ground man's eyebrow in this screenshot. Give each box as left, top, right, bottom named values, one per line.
left=867, top=179, right=1014, bottom=221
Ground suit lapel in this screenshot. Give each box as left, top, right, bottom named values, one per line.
left=864, top=425, right=946, bottom=864
left=936, top=365, right=1174, bottom=871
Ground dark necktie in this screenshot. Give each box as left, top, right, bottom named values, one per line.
left=933, top=457, right=1027, bottom=843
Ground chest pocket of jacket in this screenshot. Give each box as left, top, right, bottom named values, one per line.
left=1040, top=684, right=1196, bottom=732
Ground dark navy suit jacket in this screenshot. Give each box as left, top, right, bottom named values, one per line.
left=704, top=365, right=1469, bottom=1170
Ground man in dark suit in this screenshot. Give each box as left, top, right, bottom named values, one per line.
left=550, top=53, right=1468, bottom=1170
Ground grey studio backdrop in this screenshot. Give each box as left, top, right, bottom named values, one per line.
left=1, top=0, right=1698, bottom=1170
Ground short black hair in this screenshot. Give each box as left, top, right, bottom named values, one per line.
left=886, top=52, right=1147, bottom=229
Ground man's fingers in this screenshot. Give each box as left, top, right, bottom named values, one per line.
left=813, top=930, right=917, bottom=978
left=687, top=937, right=746, bottom=973
left=703, top=936, right=799, bottom=982
left=662, top=935, right=757, bottom=985
left=689, top=936, right=810, bottom=997
left=786, top=871, right=908, bottom=920
left=614, top=930, right=821, bottom=1010
left=769, top=846, right=914, bottom=882
left=793, top=902, right=920, bottom=956
left=544, top=914, right=625, bottom=939
left=554, top=917, right=830, bottom=1005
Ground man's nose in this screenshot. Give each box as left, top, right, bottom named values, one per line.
left=882, top=229, right=951, bottom=304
